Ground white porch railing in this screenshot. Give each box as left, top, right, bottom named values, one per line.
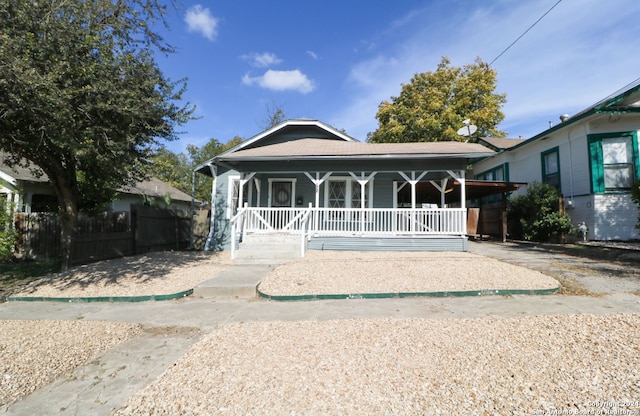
left=232, top=206, right=466, bottom=244
left=230, top=205, right=313, bottom=259
left=311, top=207, right=467, bottom=236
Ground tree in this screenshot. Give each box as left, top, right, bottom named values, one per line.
left=0, top=1, right=193, bottom=270
left=186, top=136, right=243, bottom=202
left=147, top=137, right=243, bottom=203
left=148, top=147, right=191, bottom=193
left=368, top=57, right=507, bottom=143
left=259, top=100, right=287, bottom=130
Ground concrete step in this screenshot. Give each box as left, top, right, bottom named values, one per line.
left=192, top=264, right=274, bottom=299
left=241, top=234, right=301, bottom=243
left=236, top=234, right=304, bottom=262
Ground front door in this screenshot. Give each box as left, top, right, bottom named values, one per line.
left=271, top=181, right=293, bottom=207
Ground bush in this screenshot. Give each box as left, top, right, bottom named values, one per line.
left=0, top=199, right=16, bottom=262
left=507, top=182, right=573, bottom=242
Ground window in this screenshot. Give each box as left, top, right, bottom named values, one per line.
left=227, top=176, right=241, bottom=219
left=602, top=137, right=634, bottom=190
left=588, top=132, right=640, bottom=193
left=541, top=148, right=560, bottom=190
left=475, top=164, right=507, bottom=182
left=324, top=178, right=371, bottom=208
left=474, top=164, right=509, bottom=204
left=269, top=179, right=296, bottom=208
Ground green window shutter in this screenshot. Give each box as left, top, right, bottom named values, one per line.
left=588, top=135, right=604, bottom=193
left=631, top=131, right=640, bottom=180
left=503, top=163, right=510, bottom=182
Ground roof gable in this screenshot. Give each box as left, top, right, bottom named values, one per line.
left=221, top=119, right=357, bottom=155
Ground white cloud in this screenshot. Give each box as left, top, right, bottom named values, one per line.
left=184, top=5, right=218, bottom=41
left=307, top=50, right=319, bottom=60
left=242, top=69, right=316, bottom=94
left=242, top=52, right=282, bottom=68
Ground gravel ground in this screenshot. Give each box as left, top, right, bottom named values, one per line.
left=0, top=320, right=142, bottom=406
left=259, top=251, right=560, bottom=296
left=10, top=251, right=231, bottom=298
left=115, top=314, right=640, bottom=415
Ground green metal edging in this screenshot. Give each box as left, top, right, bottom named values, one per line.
left=7, top=289, right=193, bottom=303
left=257, top=286, right=560, bottom=302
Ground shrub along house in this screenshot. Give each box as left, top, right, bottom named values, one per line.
left=195, top=119, right=501, bottom=257
left=471, top=80, right=640, bottom=241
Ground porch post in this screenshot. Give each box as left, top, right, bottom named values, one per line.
left=304, top=172, right=332, bottom=208
left=304, top=172, right=332, bottom=235
left=253, top=178, right=261, bottom=207
left=440, top=178, right=448, bottom=208
left=398, top=171, right=428, bottom=234
left=447, top=170, right=466, bottom=234
left=204, top=163, right=217, bottom=251
left=349, top=172, right=377, bottom=235
left=459, top=170, right=466, bottom=210
left=238, top=173, right=256, bottom=210
left=429, top=178, right=449, bottom=208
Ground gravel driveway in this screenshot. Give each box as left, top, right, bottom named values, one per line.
left=2, top=243, right=639, bottom=414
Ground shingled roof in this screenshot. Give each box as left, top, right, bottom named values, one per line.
left=219, top=138, right=494, bottom=160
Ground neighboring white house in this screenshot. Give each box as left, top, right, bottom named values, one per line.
left=471, top=80, right=640, bottom=241
left=0, top=154, right=192, bottom=213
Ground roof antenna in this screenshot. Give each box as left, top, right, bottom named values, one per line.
left=457, top=119, right=478, bottom=143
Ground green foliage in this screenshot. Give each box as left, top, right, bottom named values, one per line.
left=0, top=0, right=194, bottom=269
left=148, top=137, right=243, bottom=203
left=507, top=182, right=573, bottom=242
left=142, top=193, right=172, bottom=209
left=631, top=179, right=640, bottom=229
left=368, top=57, right=506, bottom=143
left=0, top=199, right=16, bottom=262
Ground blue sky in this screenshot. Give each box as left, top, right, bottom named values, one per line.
left=156, top=0, right=640, bottom=153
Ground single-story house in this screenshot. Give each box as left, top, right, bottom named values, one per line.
left=0, top=154, right=192, bottom=214
left=471, top=80, right=640, bottom=241
left=194, top=119, right=513, bottom=256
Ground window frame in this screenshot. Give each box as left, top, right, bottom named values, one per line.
left=541, top=147, right=561, bottom=191
left=323, top=176, right=373, bottom=209
left=588, top=131, right=640, bottom=194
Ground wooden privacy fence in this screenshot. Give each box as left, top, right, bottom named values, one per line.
left=133, top=205, right=191, bottom=254
left=13, top=205, right=209, bottom=264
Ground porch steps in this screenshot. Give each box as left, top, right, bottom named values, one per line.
left=234, top=234, right=304, bottom=263
left=307, top=236, right=468, bottom=252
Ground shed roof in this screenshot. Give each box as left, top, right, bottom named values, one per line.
left=120, top=177, right=192, bottom=202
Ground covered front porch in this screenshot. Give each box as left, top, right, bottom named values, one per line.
left=195, top=134, right=496, bottom=257
left=226, top=168, right=471, bottom=258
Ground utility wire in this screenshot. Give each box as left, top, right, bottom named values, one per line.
left=489, top=0, right=563, bottom=66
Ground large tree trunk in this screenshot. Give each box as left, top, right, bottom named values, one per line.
left=58, top=197, right=78, bottom=272
left=48, top=167, right=80, bottom=272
